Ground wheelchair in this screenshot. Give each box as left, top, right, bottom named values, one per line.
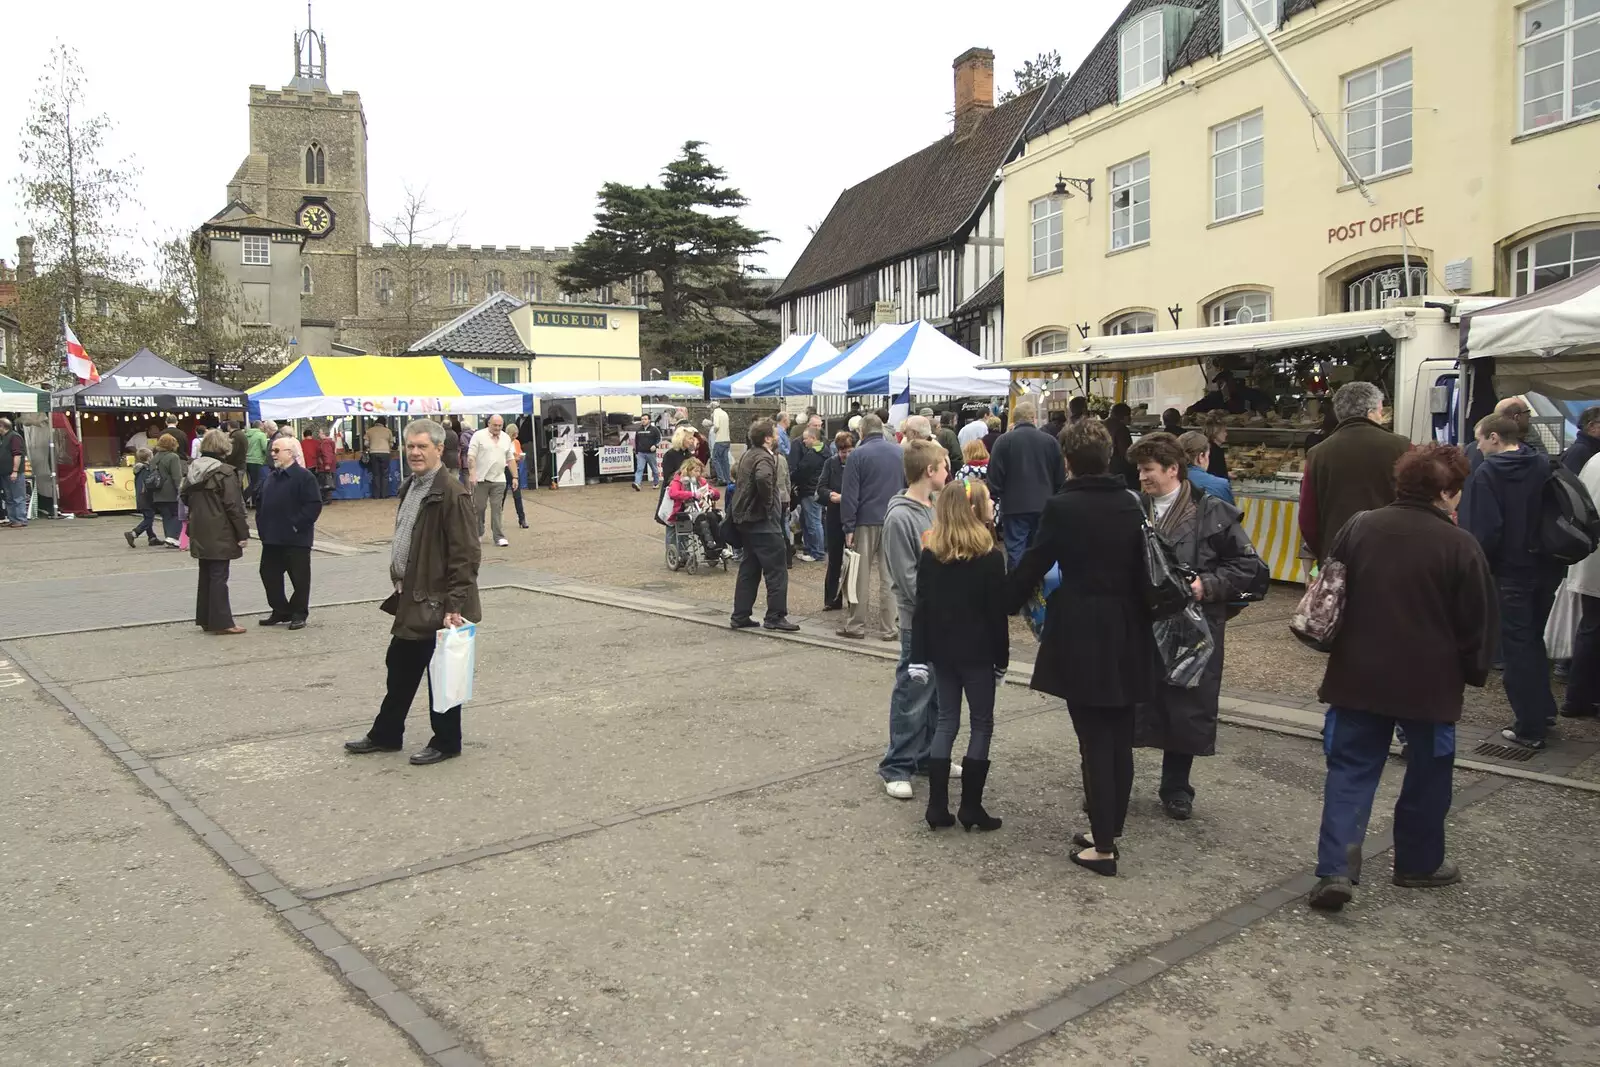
left=665, top=510, right=728, bottom=574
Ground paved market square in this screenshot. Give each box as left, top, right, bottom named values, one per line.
left=2, top=487, right=1598, bottom=1067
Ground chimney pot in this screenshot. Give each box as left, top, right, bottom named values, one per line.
left=953, top=47, right=995, bottom=139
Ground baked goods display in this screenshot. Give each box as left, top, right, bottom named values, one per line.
left=1229, top=445, right=1305, bottom=478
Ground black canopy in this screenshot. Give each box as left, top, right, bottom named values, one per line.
left=53, top=348, right=248, bottom=411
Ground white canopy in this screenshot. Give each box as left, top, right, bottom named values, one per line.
left=511, top=379, right=703, bottom=399
left=1461, top=267, right=1600, bottom=398
left=709, top=333, right=841, bottom=398
left=793, top=321, right=1010, bottom=396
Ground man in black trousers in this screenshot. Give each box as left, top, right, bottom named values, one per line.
left=255, top=437, right=323, bottom=630
left=729, top=418, right=799, bottom=633
left=345, top=418, right=482, bottom=766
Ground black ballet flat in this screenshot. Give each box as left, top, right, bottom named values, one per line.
left=1072, top=832, right=1118, bottom=856
left=1070, top=850, right=1118, bottom=877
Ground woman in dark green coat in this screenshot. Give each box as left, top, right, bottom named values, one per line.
left=180, top=430, right=249, bottom=634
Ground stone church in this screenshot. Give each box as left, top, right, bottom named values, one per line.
left=200, top=18, right=611, bottom=357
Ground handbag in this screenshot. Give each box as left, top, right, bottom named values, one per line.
left=428, top=623, right=477, bottom=708
left=1154, top=602, right=1215, bottom=688
left=654, top=483, right=675, bottom=526
left=1025, top=564, right=1061, bottom=640
left=843, top=547, right=862, bottom=606
left=1289, top=514, right=1362, bottom=652
left=1134, top=494, right=1195, bottom=619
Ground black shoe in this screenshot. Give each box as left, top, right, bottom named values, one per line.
left=1560, top=705, right=1600, bottom=718
left=763, top=619, right=800, bottom=632
left=1161, top=793, right=1193, bottom=821
left=924, top=758, right=955, bottom=830
left=410, top=746, right=459, bottom=765
left=519, top=522, right=529, bottom=529
left=287, top=619, right=306, bottom=631
left=1500, top=727, right=1547, bottom=751
left=1393, top=859, right=1461, bottom=888
left=1070, top=849, right=1117, bottom=876
left=729, top=617, right=759, bottom=630
left=1308, top=875, right=1354, bottom=911
left=258, top=616, right=287, bottom=627
left=344, top=738, right=401, bottom=754
left=823, top=601, right=842, bottom=611
left=123, top=530, right=136, bottom=548
left=1072, top=832, right=1118, bottom=855
left=956, top=757, right=1002, bottom=831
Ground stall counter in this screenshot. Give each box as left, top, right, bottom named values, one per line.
left=1236, top=489, right=1308, bottom=584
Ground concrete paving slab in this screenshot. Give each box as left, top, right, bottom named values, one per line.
left=316, top=723, right=1428, bottom=1066
left=1000, top=780, right=1600, bottom=1067
left=0, top=687, right=426, bottom=1067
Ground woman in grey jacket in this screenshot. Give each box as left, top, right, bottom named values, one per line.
left=150, top=433, right=185, bottom=547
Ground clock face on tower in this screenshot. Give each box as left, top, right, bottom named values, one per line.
left=297, top=200, right=335, bottom=238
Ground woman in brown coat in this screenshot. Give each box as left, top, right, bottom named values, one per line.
left=181, top=429, right=250, bottom=635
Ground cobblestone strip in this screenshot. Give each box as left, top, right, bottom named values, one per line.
left=0, top=638, right=487, bottom=1067
left=922, top=775, right=1513, bottom=1067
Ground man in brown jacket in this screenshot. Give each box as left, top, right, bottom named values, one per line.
left=1298, top=381, right=1411, bottom=563
left=345, top=418, right=482, bottom=765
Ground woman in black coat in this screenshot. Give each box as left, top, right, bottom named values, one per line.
left=817, top=432, right=854, bottom=610
left=1007, top=419, right=1155, bottom=877
left=1128, top=433, right=1267, bottom=820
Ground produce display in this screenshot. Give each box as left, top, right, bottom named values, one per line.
left=1230, top=444, right=1305, bottom=477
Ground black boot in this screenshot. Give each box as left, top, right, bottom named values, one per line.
left=957, top=757, right=1002, bottom=832
left=925, top=758, right=955, bottom=829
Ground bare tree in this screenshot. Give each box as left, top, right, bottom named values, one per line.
left=373, top=184, right=462, bottom=353
left=14, top=43, right=140, bottom=376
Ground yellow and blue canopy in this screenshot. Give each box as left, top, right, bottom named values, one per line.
left=248, top=356, right=531, bottom=420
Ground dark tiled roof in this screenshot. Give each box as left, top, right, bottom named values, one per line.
left=1029, top=0, right=1319, bottom=138
left=954, top=270, right=1005, bottom=316
left=201, top=199, right=306, bottom=235
left=407, top=291, right=532, bottom=356
left=770, top=79, right=1062, bottom=305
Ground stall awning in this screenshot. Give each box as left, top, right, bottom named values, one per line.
left=1460, top=267, right=1600, bottom=399
left=511, top=379, right=703, bottom=399
left=0, top=373, right=47, bottom=413
left=710, top=334, right=842, bottom=398
left=996, top=309, right=1420, bottom=375
left=787, top=321, right=1010, bottom=396
left=248, top=355, right=531, bottom=419
left=53, top=349, right=247, bottom=411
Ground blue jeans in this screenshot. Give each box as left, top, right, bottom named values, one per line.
left=1498, top=572, right=1560, bottom=740
left=3, top=470, right=27, bottom=524
left=712, top=442, right=731, bottom=484
left=1001, top=512, right=1040, bottom=570
left=799, top=495, right=824, bottom=558
left=1316, top=707, right=1454, bottom=879
left=634, top=451, right=660, bottom=486
left=878, top=626, right=939, bottom=782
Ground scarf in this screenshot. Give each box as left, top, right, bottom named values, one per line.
left=1153, top=480, right=1196, bottom=541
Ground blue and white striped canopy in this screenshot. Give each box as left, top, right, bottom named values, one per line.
left=785, top=321, right=1010, bottom=397
left=709, top=333, right=841, bottom=398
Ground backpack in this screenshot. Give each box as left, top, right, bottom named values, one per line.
left=1538, top=461, right=1600, bottom=565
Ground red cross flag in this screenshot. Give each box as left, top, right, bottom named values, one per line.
left=63, top=318, right=100, bottom=383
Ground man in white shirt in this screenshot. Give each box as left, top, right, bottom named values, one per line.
left=709, top=401, right=732, bottom=485
left=958, top=412, right=988, bottom=448
left=467, top=414, right=517, bottom=546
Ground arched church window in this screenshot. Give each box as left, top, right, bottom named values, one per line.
left=523, top=272, right=542, bottom=302
left=448, top=270, right=470, bottom=304
left=486, top=270, right=504, bottom=295
left=302, top=264, right=313, bottom=295
left=374, top=268, right=393, bottom=306
left=305, top=144, right=325, bottom=185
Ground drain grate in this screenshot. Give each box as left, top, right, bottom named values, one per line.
left=1472, top=741, right=1537, bottom=762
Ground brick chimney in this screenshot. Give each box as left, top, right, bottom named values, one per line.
left=16, top=236, right=36, bottom=282
left=953, top=47, right=995, bottom=139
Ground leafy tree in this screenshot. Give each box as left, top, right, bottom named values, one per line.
left=999, top=50, right=1064, bottom=103
left=13, top=44, right=141, bottom=378
left=557, top=141, right=775, bottom=373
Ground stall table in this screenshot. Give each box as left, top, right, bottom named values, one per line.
left=1234, top=474, right=1308, bottom=584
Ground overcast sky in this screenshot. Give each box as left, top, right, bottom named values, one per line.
left=4, top=0, right=1126, bottom=280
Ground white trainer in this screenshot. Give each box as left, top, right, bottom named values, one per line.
left=950, top=761, right=963, bottom=778
left=884, top=780, right=914, bottom=800
left=496, top=537, right=509, bottom=547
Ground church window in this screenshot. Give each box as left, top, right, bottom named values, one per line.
left=305, top=144, right=325, bottom=185
left=242, top=235, right=270, bottom=265
left=374, top=268, right=393, bottom=306
left=411, top=269, right=430, bottom=304
left=448, top=270, right=470, bottom=304
left=486, top=269, right=505, bottom=294
left=301, top=264, right=313, bottom=294
left=523, top=272, right=542, bottom=301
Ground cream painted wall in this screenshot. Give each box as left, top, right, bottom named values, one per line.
left=1003, top=0, right=1600, bottom=361
left=510, top=303, right=641, bottom=360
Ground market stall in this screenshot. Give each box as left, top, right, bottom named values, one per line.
left=786, top=320, right=1011, bottom=423
left=249, top=355, right=531, bottom=499
left=52, top=349, right=248, bottom=513
left=709, top=334, right=841, bottom=398
left=0, top=373, right=47, bottom=414
left=997, top=308, right=1471, bottom=584
left=512, top=379, right=704, bottom=488
left=1460, top=262, right=1600, bottom=400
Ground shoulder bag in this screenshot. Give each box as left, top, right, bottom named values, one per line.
left=1132, top=491, right=1195, bottom=619
left=1289, top=514, right=1362, bottom=652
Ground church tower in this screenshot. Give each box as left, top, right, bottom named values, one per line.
left=226, top=8, right=368, bottom=337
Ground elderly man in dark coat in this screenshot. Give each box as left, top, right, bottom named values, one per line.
left=255, top=434, right=323, bottom=630
left=345, top=418, right=482, bottom=766
left=1298, top=381, right=1411, bottom=564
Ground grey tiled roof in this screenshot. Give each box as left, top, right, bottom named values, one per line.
left=770, top=79, right=1062, bottom=305
left=954, top=270, right=1005, bottom=316
left=406, top=291, right=532, bottom=356
left=1029, top=0, right=1320, bottom=138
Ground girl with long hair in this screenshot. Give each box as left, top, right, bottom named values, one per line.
left=909, top=478, right=1009, bottom=832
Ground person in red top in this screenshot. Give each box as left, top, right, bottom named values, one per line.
left=667, top=457, right=730, bottom=561
left=302, top=427, right=337, bottom=503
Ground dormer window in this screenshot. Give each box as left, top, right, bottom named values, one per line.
left=1222, top=0, right=1280, bottom=52
left=1120, top=10, right=1165, bottom=100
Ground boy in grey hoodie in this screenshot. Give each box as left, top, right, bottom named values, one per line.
left=877, top=439, right=951, bottom=798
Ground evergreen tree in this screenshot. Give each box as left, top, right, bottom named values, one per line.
left=557, top=141, right=775, bottom=374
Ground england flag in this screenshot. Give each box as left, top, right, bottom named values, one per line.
left=63, top=317, right=100, bottom=383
